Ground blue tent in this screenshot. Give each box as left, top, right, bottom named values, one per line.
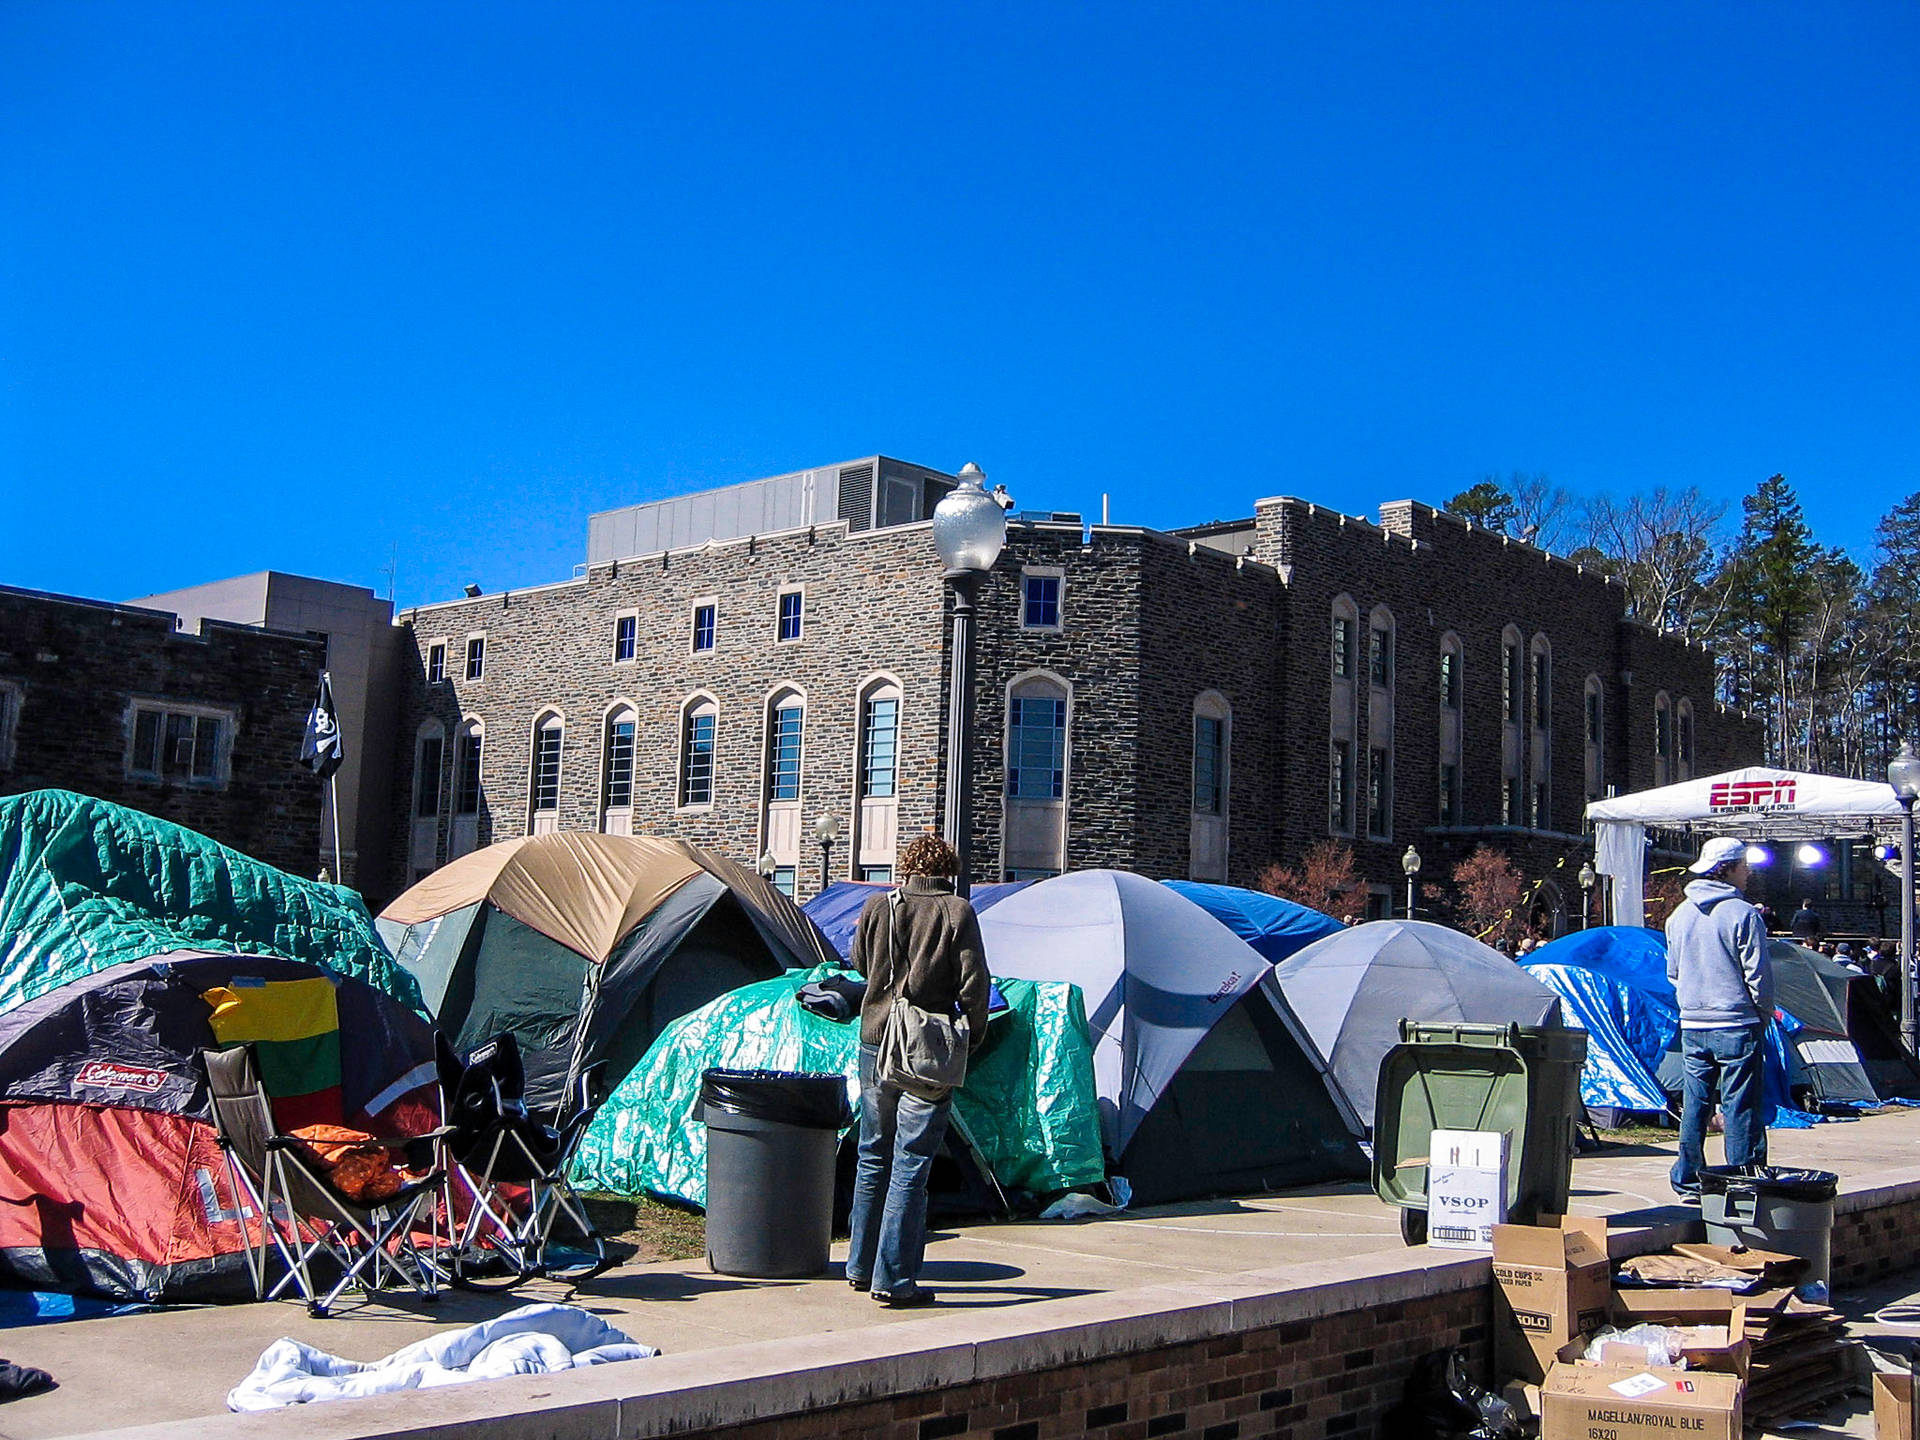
left=1162, top=881, right=1345, bottom=966
left=1524, top=927, right=1817, bottom=1128
left=803, top=880, right=1030, bottom=961
left=1524, top=928, right=1676, bottom=1115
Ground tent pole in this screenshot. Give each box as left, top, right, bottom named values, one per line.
left=562, top=964, right=601, bottom=1111
left=328, top=773, right=345, bottom=885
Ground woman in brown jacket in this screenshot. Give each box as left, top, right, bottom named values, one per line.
left=844, top=834, right=991, bottom=1306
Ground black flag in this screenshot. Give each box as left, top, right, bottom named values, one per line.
left=300, top=672, right=345, bottom=779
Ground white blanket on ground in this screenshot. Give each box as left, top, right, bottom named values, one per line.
left=227, top=1302, right=657, bottom=1412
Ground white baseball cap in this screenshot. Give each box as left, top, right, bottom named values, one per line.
left=1689, top=836, right=1750, bottom=874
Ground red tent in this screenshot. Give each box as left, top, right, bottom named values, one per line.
left=0, top=950, right=437, bottom=1302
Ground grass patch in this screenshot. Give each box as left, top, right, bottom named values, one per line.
left=580, top=1192, right=707, bottom=1263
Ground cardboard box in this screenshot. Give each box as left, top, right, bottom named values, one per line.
left=1427, top=1128, right=1509, bottom=1251
left=1875, top=1371, right=1916, bottom=1440
left=1493, top=1215, right=1612, bottom=1384
left=1540, top=1361, right=1742, bottom=1440
left=1585, top=1320, right=1750, bottom=1379
left=1612, top=1285, right=1789, bottom=1328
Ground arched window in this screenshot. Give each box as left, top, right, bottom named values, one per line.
left=679, top=696, right=717, bottom=808
left=453, top=719, right=484, bottom=816
left=412, top=721, right=446, bottom=820
left=1004, top=671, right=1070, bottom=879
left=1190, top=692, right=1231, bottom=882
left=855, top=676, right=904, bottom=882
left=1676, top=698, right=1696, bottom=781
left=757, top=688, right=805, bottom=894
left=1331, top=596, right=1359, bottom=681
left=1008, top=678, right=1067, bottom=801
left=1501, top=626, right=1524, bottom=824
left=1329, top=596, right=1361, bottom=837
left=529, top=711, right=564, bottom=832
left=1366, top=608, right=1395, bottom=841
left=766, top=690, right=805, bottom=802
left=1654, top=692, right=1674, bottom=787
left=1584, top=675, right=1605, bottom=803
left=449, top=717, right=485, bottom=861
left=1192, top=693, right=1230, bottom=816
left=1438, top=634, right=1464, bottom=825
left=602, top=704, right=638, bottom=834
left=1529, top=635, right=1552, bottom=828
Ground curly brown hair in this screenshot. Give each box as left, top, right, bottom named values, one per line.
left=899, top=833, right=959, bottom=878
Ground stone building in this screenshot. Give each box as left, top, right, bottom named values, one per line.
left=0, top=583, right=325, bottom=874
left=128, top=572, right=404, bottom=895
left=386, top=458, right=1762, bottom=922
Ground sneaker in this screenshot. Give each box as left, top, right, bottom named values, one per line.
left=1674, top=1189, right=1702, bottom=1207
left=847, top=1276, right=870, bottom=1292
left=873, top=1288, right=935, bottom=1308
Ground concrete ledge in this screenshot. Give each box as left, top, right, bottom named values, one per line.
left=70, top=1168, right=1920, bottom=1440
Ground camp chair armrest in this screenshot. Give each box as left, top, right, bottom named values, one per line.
left=263, top=1134, right=307, bottom=1152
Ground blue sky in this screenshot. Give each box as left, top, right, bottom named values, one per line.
left=3, top=3, right=1915, bottom=610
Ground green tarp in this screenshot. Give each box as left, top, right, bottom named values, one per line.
left=0, top=790, right=422, bottom=1016
left=572, top=962, right=1107, bottom=1205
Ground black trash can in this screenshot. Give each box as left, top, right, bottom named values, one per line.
left=1699, top=1166, right=1840, bottom=1288
left=701, top=1068, right=851, bottom=1278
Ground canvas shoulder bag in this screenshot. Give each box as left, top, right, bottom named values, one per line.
left=874, top=887, right=970, bottom=1102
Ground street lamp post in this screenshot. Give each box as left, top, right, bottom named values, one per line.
left=1401, top=845, right=1421, bottom=921
left=755, top=851, right=777, bottom=881
left=1578, top=862, right=1596, bottom=930
left=1889, top=741, right=1920, bottom=1054
left=813, top=813, right=841, bottom=895
left=931, top=463, right=1009, bottom=899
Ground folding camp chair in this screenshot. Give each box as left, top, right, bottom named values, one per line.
left=203, top=1045, right=447, bottom=1317
left=435, top=1032, right=611, bottom=1290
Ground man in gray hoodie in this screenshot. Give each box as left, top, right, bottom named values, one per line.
left=1667, top=835, right=1773, bottom=1200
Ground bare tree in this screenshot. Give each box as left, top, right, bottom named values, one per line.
left=1576, top=486, right=1728, bottom=634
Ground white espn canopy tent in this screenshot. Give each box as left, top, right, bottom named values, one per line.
left=1585, top=766, right=1907, bottom=926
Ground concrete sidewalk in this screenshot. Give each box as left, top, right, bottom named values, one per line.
left=6, top=1108, right=1920, bottom=1440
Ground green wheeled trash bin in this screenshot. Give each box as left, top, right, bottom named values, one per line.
left=1699, top=1166, right=1839, bottom=1289
left=701, top=1068, right=851, bottom=1278
left=1372, top=1021, right=1588, bottom=1245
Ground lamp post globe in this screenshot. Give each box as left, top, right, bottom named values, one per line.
left=813, top=813, right=841, bottom=895
left=933, top=463, right=1008, bottom=900
left=1890, top=741, right=1920, bottom=1055
left=755, top=851, right=777, bottom=879
left=1578, top=861, right=1596, bottom=930
left=931, top=463, right=1008, bottom=576
left=1401, top=845, right=1421, bottom=920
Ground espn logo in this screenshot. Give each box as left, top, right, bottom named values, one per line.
left=1708, top=777, right=1797, bottom=812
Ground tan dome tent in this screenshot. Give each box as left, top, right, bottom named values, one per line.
left=378, top=834, right=833, bottom=1110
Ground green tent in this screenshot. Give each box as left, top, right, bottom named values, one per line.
left=573, top=962, right=1106, bottom=1206
left=0, top=790, right=421, bottom=1015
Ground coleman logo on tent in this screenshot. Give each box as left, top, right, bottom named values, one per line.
left=1709, top=777, right=1798, bottom=813
left=75, top=1060, right=167, bottom=1094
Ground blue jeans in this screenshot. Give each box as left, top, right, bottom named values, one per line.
left=846, top=1043, right=952, bottom=1297
left=1671, top=1024, right=1768, bottom=1193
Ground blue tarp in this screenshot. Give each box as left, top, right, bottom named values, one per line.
left=1525, top=926, right=1821, bottom=1128
left=1162, top=881, right=1344, bottom=966
left=1524, top=928, right=1676, bottom=1114
left=803, top=880, right=1030, bottom=961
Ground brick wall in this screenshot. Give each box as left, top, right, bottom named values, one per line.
left=1831, top=1184, right=1920, bottom=1291
left=698, top=1289, right=1486, bottom=1440
left=0, top=586, right=325, bottom=874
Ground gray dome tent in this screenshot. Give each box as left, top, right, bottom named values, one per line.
left=1273, top=920, right=1562, bottom=1129
left=978, top=870, right=1366, bottom=1205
